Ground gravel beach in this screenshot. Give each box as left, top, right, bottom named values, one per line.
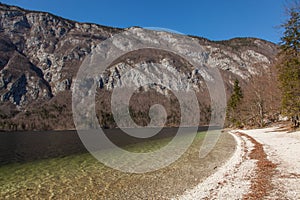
left=177, top=126, right=300, bottom=199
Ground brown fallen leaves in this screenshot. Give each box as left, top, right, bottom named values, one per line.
left=237, top=132, right=277, bottom=200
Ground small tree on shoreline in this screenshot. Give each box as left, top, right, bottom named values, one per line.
left=226, top=79, right=243, bottom=127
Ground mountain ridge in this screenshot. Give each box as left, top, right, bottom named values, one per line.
left=0, top=3, right=280, bottom=130
left=0, top=2, right=276, bottom=44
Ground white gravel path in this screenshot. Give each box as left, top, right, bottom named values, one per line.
left=175, top=127, right=300, bottom=200
left=241, top=127, right=300, bottom=199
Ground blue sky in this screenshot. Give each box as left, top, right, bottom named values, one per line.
left=1, top=0, right=288, bottom=43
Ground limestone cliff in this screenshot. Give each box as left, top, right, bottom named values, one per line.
left=0, top=3, right=278, bottom=130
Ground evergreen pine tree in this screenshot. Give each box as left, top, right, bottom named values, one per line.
left=226, top=79, right=243, bottom=127
left=277, top=3, right=300, bottom=127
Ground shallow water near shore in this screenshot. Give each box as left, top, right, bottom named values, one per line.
left=0, top=130, right=235, bottom=199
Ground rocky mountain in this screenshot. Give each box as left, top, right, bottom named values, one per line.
left=0, top=3, right=279, bottom=130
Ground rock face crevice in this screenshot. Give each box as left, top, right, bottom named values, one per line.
left=0, top=3, right=279, bottom=130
